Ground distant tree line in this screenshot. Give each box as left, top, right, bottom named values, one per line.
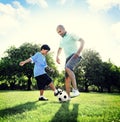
left=75, top=49, right=120, bottom=93
left=0, top=43, right=120, bottom=93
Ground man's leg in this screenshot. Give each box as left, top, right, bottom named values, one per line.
left=65, top=67, right=80, bottom=97
left=65, top=67, right=77, bottom=90
left=65, top=76, right=71, bottom=97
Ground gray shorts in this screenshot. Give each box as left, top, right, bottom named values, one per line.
left=65, top=54, right=82, bottom=71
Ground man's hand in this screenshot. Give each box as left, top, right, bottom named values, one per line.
left=56, top=57, right=60, bottom=64
left=72, top=53, right=79, bottom=59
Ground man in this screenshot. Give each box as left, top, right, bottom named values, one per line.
left=56, top=25, right=85, bottom=99
left=19, top=44, right=58, bottom=101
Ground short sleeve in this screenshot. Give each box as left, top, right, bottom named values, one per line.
left=30, top=52, right=39, bottom=63
left=59, top=40, right=63, bottom=48
left=70, top=33, right=80, bottom=41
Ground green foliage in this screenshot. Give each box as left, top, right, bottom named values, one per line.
left=102, top=62, right=120, bottom=92
left=0, top=91, right=120, bottom=122
left=0, top=44, right=120, bottom=92
left=75, top=49, right=103, bottom=92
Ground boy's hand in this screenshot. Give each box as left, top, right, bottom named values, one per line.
left=45, top=67, right=54, bottom=74
left=19, top=61, right=25, bottom=66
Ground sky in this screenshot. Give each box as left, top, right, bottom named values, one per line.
left=0, top=0, right=120, bottom=69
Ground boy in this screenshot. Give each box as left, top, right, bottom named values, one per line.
left=19, top=44, right=58, bottom=101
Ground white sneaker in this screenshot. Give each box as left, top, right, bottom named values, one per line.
left=71, top=89, right=80, bottom=97
left=68, top=97, right=71, bottom=101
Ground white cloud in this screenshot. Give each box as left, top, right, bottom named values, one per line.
left=0, top=1, right=120, bottom=67
left=111, top=22, right=120, bottom=40
left=59, top=0, right=66, bottom=5
left=0, top=1, right=30, bottom=57
left=0, top=2, right=29, bottom=18
left=57, top=0, right=74, bottom=6
left=26, top=0, right=48, bottom=8
left=0, top=2, right=29, bottom=36
left=87, top=0, right=120, bottom=11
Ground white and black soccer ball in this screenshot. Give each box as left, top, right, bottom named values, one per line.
left=57, top=89, right=69, bottom=102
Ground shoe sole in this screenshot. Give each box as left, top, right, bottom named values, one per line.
left=70, top=93, right=80, bottom=98
left=38, top=98, right=48, bottom=101
left=38, top=99, right=48, bottom=101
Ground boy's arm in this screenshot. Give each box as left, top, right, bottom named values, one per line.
left=19, top=58, right=32, bottom=66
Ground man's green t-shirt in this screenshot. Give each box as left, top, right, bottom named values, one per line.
left=59, top=33, right=80, bottom=58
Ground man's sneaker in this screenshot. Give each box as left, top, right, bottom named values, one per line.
left=71, top=89, right=80, bottom=98
left=38, top=97, right=48, bottom=101
left=68, top=97, right=71, bottom=101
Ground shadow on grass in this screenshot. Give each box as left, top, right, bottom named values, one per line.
left=0, top=100, right=39, bottom=118
left=51, top=101, right=79, bottom=122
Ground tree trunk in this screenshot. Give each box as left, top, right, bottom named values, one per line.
left=84, top=82, right=89, bottom=92
left=99, top=86, right=103, bottom=92
left=107, top=86, right=111, bottom=93
left=27, top=76, right=32, bottom=90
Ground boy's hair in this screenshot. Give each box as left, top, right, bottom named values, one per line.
left=40, top=44, right=50, bottom=51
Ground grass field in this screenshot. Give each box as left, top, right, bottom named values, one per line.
left=0, top=90, right=120, bottom=122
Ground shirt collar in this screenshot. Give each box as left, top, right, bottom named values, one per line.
left=62, top=32, right=67, bottom=37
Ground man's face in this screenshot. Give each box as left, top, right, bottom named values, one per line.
left=57, top=27, right=65, bottom=37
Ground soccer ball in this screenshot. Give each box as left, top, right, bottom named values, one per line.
left=57, top=89, right=69, bottom=102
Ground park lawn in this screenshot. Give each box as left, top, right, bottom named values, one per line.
left=0, top=90, right=120, bottom=122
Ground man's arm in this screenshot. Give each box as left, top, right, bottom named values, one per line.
left=76, top=38, right=85, bottom=56
left=56, top=47, right=62, bottom=64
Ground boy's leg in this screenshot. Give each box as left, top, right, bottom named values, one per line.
left=35, top=75, right=48, bottom=101
left=49, top=82, right=56, bottom=91
left=48, top=82, right=58, bottom=96
left=38, top=90, right=48, bottom=101
left=40, top=90, right=44, bottom=96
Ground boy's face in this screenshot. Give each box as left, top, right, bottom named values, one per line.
left=41, top=49, right=49, bottom=55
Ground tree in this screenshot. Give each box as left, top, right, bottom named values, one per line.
left=102, top=62, right=120, bottom=93
left=0, top=42, right=59, bottom=90
left=0, top=47, right=21, bottom=89
left=79, top=49, right=103, bottom=92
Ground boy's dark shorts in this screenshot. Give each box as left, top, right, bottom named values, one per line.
left=35, top=74, right=52, bottom=90
left=65, top=53, right=82, bottom=77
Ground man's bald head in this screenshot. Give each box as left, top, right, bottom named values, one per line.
left=56, top=25, right=66, bottom=37
left=56, top=25, right=65, bottom=30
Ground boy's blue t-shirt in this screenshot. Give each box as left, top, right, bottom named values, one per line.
left=59, top=33, right=80, bottom=58
left=30, top=52, right=47, bottom=77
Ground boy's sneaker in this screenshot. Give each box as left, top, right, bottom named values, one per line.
left=54, top=89, right=62, bottom=96
left=54, top=91, right=59, bottom=96
left=38, top=97, right=48, bottom=101
left=71, top=89, right=80, bottom=98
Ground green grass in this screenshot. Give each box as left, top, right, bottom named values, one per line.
left=0, top=90, right=120, bottom=122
